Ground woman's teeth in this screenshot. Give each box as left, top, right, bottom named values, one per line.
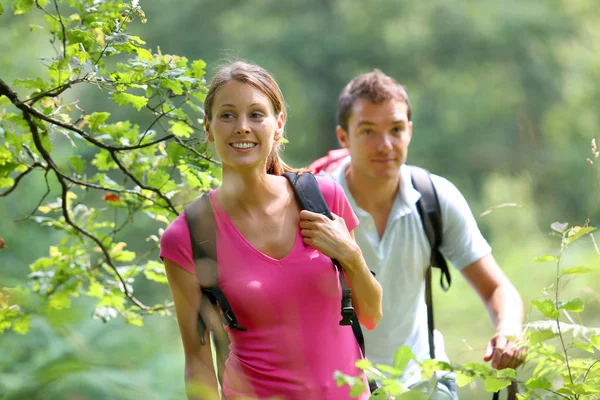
left=231, top=143, right=257, bottom=149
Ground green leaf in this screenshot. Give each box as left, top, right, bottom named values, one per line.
left=161, top=79, right=184, bottom=95
left=12, top=0, right=33, bottom=15
left=191, top=59, right=207, bottom=79
left=525, top=377, right=551, bottom=390
left=12, top=315, right=31, bottom=334
left=483, top=377, right=511, bottom=393
left=136, top=47, right=153, bottom=61
left=86, top=280, right=105, bottom=298
left=591, top=335, right=600, bottom=350
left=69, top=156, right=86, bottom=174
left=169, top=120, right=194, bottom=137
left=0, top=177, right=14, bottom=188
left=561, top=266, right=593, bottom=276
left=49, top=292, right=72, bottom=310
left=455, top=371, right=476, bottom=387
left=112, top=92, right=148, bottom=111
left=528, top=328, right=557, bottom=344
left=144, top=262, right=168, bottom=284
left=566, top=226, right=596, bottom=244
left=393, top=346, right=415, bottom=372
left=532, top=299, right=559, bottom=319
left=92, top=151, right=116, bottom=171
left=571, top=343, right=594, bottom=353
left=533, top=255, right=557, bottom=263
left=0, top=4, right=4, bottom=15
left=86, top=112, right=110, bottom=131
left=558, top=298, right=584, bottom=313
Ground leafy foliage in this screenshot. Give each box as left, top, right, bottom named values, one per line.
left=0, top=0, right=219, bottom=333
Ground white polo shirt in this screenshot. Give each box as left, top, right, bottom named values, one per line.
left=328, top=158, right=492, bottom=385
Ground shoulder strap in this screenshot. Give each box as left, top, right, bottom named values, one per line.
left=410, top=166, right=450, bottom=361
left=184, top=194, right=247, bottom=332
left=282, top=172, right=365, bottom=357
left=410, top=166, right=451, bottom=289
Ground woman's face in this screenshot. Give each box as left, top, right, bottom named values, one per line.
left=205, top=80, right=284, bottom=173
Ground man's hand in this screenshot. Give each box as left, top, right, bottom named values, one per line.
left=483, top=331, right=526, bottom=370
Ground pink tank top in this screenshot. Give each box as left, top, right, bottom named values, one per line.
left=160, top=176, right=369, bottom=400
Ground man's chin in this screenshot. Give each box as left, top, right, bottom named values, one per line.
left=369, top=169, right=401, bottom=181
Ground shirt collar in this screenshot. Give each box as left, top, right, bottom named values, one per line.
left=330, top=158, right=421, bottom=221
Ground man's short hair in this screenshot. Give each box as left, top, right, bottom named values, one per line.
left=337, top=69, right=412, bottom=131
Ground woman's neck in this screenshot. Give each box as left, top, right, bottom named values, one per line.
left=218, top=167, right=281, bottom=214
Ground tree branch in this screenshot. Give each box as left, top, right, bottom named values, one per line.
left=109, top=150, right=178, bottom=215
left=0, top=162, right=43, bottom=197
left=0, top=78, right=175, bottom=151
left=23, top=102, right=152, bottom=311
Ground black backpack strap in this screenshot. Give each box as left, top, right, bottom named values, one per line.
left=282, top=172, right=365, bottom=356
left=410, top=166, right=450, bottom=360
left=184, top=194, right=248, bottom=334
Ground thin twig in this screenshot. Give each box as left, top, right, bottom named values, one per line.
left=0, top=162, right=42, bottom=196
left=14, top=169, right=52, bottom=222
left=52, top=0, right=67, bottom=60
left=109, top=150, right=178, bottom=215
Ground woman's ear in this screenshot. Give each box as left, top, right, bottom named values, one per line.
left=204, top=116, right=214, bottom=142
left=274, top=111, right=285, bottom=141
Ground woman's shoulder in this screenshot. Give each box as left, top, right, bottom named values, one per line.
left=314, top=174, right=343, bottom=202
left=159, top=212, right=192, bottom=252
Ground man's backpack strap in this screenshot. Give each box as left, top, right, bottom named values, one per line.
left=184, top=194, right=248, bottom=335
left=282, top=172, right=366, bottom=357
left=410, top=166, right=450, bottom=361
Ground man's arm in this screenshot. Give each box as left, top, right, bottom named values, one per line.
left=460, top=253, right=526, bottom=369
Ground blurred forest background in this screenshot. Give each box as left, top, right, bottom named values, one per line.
left=2, top=0, right=600, bottom=399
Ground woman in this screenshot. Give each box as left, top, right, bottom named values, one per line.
left=160, top=61, right=382, bottom=400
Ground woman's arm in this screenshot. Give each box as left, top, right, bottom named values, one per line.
left=299, top=210, right=383, bottom=330
left=338, top=231, right=383, bottom=330
left=164, top=258, right=220, bottom=400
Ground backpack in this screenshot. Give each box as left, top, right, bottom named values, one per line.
left=183, top=172, right=365, bottom=387
left=308, top=149, right=518, bottom=399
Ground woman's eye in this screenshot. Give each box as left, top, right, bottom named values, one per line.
left=362, top=129, right=374, bottom=135
left=220, top=112, right=234, bottom=119
left=250, top=112, right=264, bottom=119
left=391, top=126, right=403, bottom=134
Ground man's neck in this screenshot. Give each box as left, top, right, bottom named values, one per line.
left=345, top=166, right=400, bottom=214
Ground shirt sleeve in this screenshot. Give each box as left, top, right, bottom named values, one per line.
left=159, top=212, right=196, bottom=275
left=316, top=175, right=360, bottom=232
left=432, top=175, right=492, bottom=270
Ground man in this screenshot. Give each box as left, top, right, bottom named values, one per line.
left=310, top=70, right=525, bottom=398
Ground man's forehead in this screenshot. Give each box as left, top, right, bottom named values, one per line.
left=349, top=99, right=409, bottom=125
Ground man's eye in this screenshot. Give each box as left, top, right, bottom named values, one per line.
left=391, top=126, right=403, bottom=134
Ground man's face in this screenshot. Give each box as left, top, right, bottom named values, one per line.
left=337, top=99, right=412, bottom=181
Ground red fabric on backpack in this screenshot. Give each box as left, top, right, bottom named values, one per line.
left=307, top=148, right=350, bottom=174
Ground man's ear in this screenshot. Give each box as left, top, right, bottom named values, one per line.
left=336, top=125, right=350, bottom=148
left=274, top=111, right=285, bottom=141
left=407, top=121, right=413, bottom=144
left=204, top=115, right=214, bottom=142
